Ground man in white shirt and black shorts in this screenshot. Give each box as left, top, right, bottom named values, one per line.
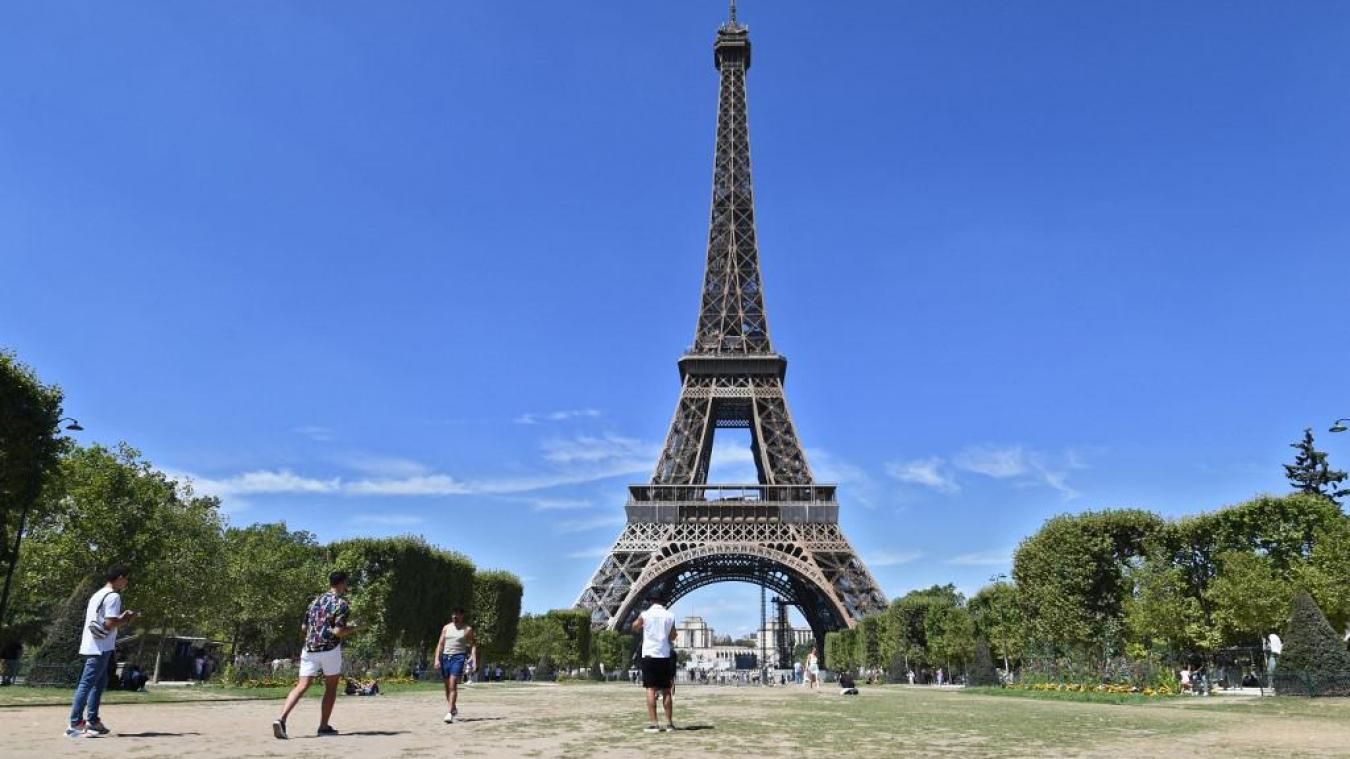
left=631, top=593, right=678, bottom=733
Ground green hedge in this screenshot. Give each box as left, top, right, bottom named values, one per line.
left=825, top=628, right=859, bottom=671
left=471, top=570, right=523, bottom=661
left=547, top=608, right=592, bottom=670
left=326, top=536, right=475, bottom=658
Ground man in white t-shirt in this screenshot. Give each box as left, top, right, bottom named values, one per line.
left=66, top=565, right=137, bottom=739
left=631, top=594, right=677, bottom=733
left=1267, top=632, right=1283, bottom=674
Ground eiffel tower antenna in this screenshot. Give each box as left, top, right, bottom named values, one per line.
left=576, top=4, right=886, bottom=668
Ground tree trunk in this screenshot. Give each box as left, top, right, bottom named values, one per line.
left=151, top=632, right=166, bottom=684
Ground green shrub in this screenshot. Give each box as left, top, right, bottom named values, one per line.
left=968, top=637, right=999, bottom=686
left=1274, top=591, right=1350, bottom=696
left=31, top=576, right=99, bottom=668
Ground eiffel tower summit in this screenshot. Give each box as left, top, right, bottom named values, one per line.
left=575, top=3, right=887, bottom=655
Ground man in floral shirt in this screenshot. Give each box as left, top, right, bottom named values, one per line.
left=272, top=571, right=359, bottom=739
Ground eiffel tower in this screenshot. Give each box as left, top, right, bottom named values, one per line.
left=575, top=2, right=887, bottom=659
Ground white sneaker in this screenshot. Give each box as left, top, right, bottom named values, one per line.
left=64, top=722, right=87, bottom=739
left=644, top=724, right=660, bottom=733
left=444, top=711, right=454, bottom=723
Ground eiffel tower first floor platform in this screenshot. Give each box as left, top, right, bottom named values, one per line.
left=575, top=483, right=888, bottom=665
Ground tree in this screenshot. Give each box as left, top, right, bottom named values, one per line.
left=675, top=648, right=691, bottom=668
left=18, top=444, right=225, bottom=640
left=883, top=584, right=965, bottom=671
left=592, top=629, right=635, bottom=674
left=511, top=610, right=591, bottom=675
left=1273, top=591, right=1350, bottom=696
left=968, top=581, right=1024, bottom=672
left=470, top=570, right=523, bottom=662
left=512, top=613, right=562, bottom=675
left=545, top=608, right=592, bottom=671
left=0, top=350, right=67, bottom=641
left=1285, top=428, right=1349, bottom=505
left=1205, top=551, right=1291, bottom=649
left=925, top=603, right=975, bottom=674
left=1013, top=509, right=1162, bottom=658
left=216, top=523, right=324, bottom=657
left=1297, top=518, right=1350, bottom=633
left=1125, top=555, right=1217, bottom=656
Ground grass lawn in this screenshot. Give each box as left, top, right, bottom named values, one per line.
left=4, top=681, right=1348, bottom=756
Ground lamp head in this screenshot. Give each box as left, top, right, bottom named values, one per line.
left=1331, top=419, right=1348, bottom=434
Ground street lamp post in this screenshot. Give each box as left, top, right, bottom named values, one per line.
left=0, top=418, right=83, bottom=636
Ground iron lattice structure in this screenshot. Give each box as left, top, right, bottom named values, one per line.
left=576, top=8, right=887, bottom=661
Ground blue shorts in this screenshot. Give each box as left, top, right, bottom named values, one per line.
left=440, top=653, right=467, bottom=680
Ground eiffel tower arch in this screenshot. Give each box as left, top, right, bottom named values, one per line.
left=575, top=4, right=887, bottom=664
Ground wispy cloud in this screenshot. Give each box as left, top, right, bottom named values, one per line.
left=867, top=550, right=923, bottom=567
left=164, top=434, right=659, bottom=503
left=540, top=434, right=653, bottom=465
left=185, top=469, right=342, bottom=496
left=954, top=444, right=1084, bottom=500
left=565, top=546, right=612, bottom=560
left=346, top=475, right=471, bottom=496
left=521, top=497, right=595, bottom=511
left=292, top=425, right=335, bottom=443
left=809, top=448, right=879, bottom=509
left=885, top=457, right=959, bottom=494
left=515, top=408, right=602, bottom=425
left=945, top=549, right=1013, bottom=567
left=954, top=445, right=1027, bottom=478
left=554, top=515, right=626, bottom=534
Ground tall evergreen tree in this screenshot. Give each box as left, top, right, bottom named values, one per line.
left=1284, top=429, right=1349, bottom=505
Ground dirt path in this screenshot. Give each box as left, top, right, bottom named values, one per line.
left=5, top=683, right=1350, bottom=758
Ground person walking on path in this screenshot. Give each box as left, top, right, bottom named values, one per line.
left=272, top=571, right=359, bottom=740
left=632, top=594, right=677, bottom=733
left=805, top=647, right=820, bottom=691
left=66, top=566, right=137, bottom=738
left=433, top=607, right=477, bottom=723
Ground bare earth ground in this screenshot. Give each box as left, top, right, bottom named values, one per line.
left=5, top=682, right=1350, bottom=758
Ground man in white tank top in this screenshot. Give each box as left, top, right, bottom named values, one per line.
left=433, top=607, right=477, bottom=724
left=631, top=594, right=678, bottom=733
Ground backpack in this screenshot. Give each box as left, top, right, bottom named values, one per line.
left=86, top=590, right=116, bottom=640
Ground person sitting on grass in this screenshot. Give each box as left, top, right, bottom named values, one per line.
left=838, top=672, right=859, bottom=696
left=344, top=676, right=380, bottom=696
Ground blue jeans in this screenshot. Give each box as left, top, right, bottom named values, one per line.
left=69, top=652, right=113, bottom=725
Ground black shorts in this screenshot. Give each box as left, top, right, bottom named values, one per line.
left=640, top=656, right=676, bottom=690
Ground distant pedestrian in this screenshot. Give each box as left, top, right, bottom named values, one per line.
left=1266, top=632, right=1283, bottom=674
left=272, top=571, right=359, bottom=740
left=936, top=668, right=944, bottom=686
left=434, top=607, right=477, bottom=723
left=793, top=660, right=803, bottom=685
left=805, top=647, right=820, bottom=690
left=632, top=594, right=677, bottom=733
left=66, top=565, right=138, bottom=738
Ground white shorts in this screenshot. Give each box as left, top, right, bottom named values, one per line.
left=299, top=646, right=342, bottom=677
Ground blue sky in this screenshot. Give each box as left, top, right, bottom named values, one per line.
left=3, top=1, right=1349, bottom=639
